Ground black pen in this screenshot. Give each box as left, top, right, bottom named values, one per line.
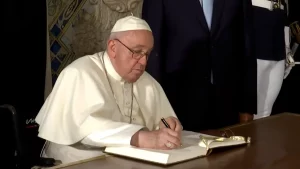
left=161, top=118, right=171, bottom=128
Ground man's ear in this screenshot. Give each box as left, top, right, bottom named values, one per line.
left=107, top=40, right=117, bottom=58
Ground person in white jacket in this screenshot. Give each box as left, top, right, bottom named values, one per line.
left=35, top=16, right=182, bottom=164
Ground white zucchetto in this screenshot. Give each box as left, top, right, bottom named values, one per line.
left=111, top=16, right=152, bottom=33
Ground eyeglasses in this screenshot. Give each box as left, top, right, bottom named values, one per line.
left=114, top=39, right=149, bottom=60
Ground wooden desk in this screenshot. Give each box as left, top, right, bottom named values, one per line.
left=56, top=113, right=300, bottom=169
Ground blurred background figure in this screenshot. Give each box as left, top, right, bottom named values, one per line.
left=252, top=0, right=299, bottom=119
left=252, top=0, right=290, bottom=119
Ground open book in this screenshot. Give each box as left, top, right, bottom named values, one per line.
left=104, top=131, right=250, bottom=165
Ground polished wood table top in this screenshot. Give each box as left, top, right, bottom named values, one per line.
left=55, top=113, right=300, bottom=169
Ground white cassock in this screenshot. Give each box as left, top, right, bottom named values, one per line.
left=35, top=51, right=177, bottom=164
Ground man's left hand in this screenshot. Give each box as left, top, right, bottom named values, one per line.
left=239, top=113, right=254, bottom=123
left=159, top=116, right=183, bottom=132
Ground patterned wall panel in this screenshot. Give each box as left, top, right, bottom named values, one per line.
left=47, top=0, right=143, bottom=85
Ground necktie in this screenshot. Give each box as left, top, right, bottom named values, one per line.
left=202, top=0, right=214, bottom=30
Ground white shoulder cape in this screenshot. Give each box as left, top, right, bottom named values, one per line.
left=35, top=52, right=177, bottom=145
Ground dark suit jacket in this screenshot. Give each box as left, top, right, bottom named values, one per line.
left=253, top=4, right=287, bottom=61
left=142, top=0, right=257, bottom=131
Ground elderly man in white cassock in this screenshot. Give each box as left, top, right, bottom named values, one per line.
left=35, top=16, right=182, bottom=164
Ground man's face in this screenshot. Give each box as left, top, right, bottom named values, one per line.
left=108, top=30, right=154, bottom=83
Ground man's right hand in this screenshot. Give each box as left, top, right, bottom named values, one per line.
left=130, top=128, right=181, bottom=150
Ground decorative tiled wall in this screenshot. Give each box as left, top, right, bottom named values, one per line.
left=47, top=0, right=143, bottom=85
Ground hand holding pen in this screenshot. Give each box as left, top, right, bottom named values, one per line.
left=160, top=117, right=183, bottom=148
left=130, top=116, right=183, bottom=150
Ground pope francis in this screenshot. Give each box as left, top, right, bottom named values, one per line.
left=35, top=16, right=182, bottom=164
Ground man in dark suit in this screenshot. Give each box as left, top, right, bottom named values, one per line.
left=142, top=0, right=257, bottom=131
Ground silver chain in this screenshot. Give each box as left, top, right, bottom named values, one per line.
left=99, top=52, right=134, bottom=123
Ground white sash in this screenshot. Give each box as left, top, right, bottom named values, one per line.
left=252, top=0, right=284, bottom=10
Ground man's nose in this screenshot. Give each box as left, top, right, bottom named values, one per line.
left=138, top=55, right=147, bottom=66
